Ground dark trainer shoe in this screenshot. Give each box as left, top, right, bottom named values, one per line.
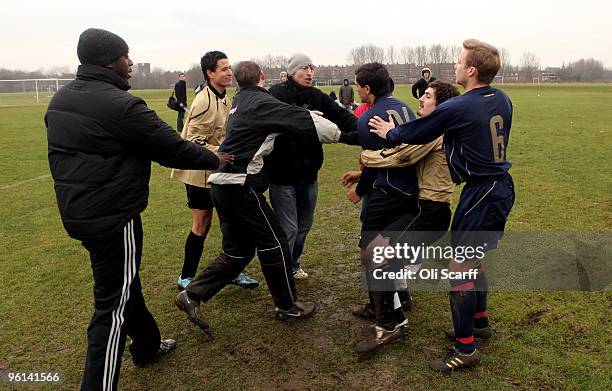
left=351, top=303, right=376, bottom=319
left=275, top=301, right=316, bottom=321
left=429, top=348, right=481, bottom=371
left=133, top=339, right=177, bottom=367
left=355, top=320, right=410, bottom=353
left=175, top=290, right=209, bottom=330
left=445, top=326, right=492, bottom=340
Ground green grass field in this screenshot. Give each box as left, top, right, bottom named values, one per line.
left=1, top=84, right=611, bottom=390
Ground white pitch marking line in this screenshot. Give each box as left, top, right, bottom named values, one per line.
left=0, top=174, right=51, bottom=190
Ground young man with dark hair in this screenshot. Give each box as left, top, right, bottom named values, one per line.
left=176, top=61, right=346, bottom=329
left=266, top=53, right=358, bottom=280
left=171, top=51, right=258, bottom=292
left=370, top=39, right=515, bottom=371
left=342, top=62, right=418, bottom=352
left=45, top=28, right=229, bottom=390
left=174, top=72, right=187, bottom=131
left=354, top=81, right=460, bottom=352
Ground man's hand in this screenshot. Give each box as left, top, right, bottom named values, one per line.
left=310, top=110, right=324, bottom=117
left=346, top=188, right=361, bottom=204
left=217, top=152, right=234, bottom=166
left=368, top=115, right=394, bottom=140
left=341, top=170, right=361, bottom=187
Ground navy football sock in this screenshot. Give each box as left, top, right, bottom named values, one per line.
left=474, top=269, right=489, bottom=328
left=181, top=231, right=205, bottom=279
left=449, top=279, right=477, bottom=354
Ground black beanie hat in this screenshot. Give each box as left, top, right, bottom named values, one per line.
left=77, top=28, right=129, bottom=66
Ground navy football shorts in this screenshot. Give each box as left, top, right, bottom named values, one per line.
left=451, top=173, right=515, bottom=251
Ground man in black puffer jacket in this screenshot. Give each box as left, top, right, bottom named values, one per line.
left=45, top=28, right=227, bottom=391
left=267, top=53, right=358, bottom=280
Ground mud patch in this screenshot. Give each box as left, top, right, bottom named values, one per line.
left=524, top=309, right=549, bottom=325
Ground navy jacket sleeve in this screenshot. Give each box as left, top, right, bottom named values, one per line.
left=116, top=99, right=219, bottom=170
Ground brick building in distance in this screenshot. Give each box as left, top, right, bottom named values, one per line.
left=263, top=63, right=457, bottom=86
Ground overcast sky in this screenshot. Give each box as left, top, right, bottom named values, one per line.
left=3, top=0, right=611, bottom=72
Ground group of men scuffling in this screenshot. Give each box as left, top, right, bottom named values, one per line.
left=45, top=28, right=514, bottom=390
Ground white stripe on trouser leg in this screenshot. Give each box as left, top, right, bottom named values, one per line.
left=393, top=292, right=401, bottom=310
left=103, top=222, right=130, bottom=391
left=103, top=221, right=130, bottom=391
left=102, top=223, right=127, bottom=390
left=250, top=189, right=295, bottom=304
left=110, top=220, right=135, bottom=389
left=102, top=220, right=136, bottom=391
left=109, top=220, right=136, bottom=390
left=112, top=222, right=136, bottom=383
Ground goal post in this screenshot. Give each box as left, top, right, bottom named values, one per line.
left=0, top=78, right=73, bottom=104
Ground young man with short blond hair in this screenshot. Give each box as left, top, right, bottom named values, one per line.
left=370, top=39, right=515, bottom=370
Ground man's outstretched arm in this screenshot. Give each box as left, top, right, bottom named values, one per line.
left=369, top=103, right=454, bottom=145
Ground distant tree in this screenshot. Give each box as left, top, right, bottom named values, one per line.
left=448, top=45, right=462, bottom=63
left=499, top=47, right=512, bottom=77
left=562, top=58, right=606, bottom=82
left=400, top=46, right=416, bottom=64
left=386, top=46, right=397, bottom=64
left=48, top=65, right=71, bottom=78
left=347, top=44, right=385, bottom=65
left=347, top=46, right=364, bottom=65
left=274, top=55, right=289, bottom=70
left=428, top=44, right=447, bottom=64
left=427, top=44, right=448, bottom=75
left=184, top=63, right=203, bottom=89
left=521, top=52, right=540, bottom=81
left=260, top=54, right=276, bottom=71
left=415, top=45, right=427, bottom=66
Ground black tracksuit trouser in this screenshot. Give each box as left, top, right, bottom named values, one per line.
left=187, top=184, right=297, bottom=310
left=80, top=216, right=161, bottom=391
